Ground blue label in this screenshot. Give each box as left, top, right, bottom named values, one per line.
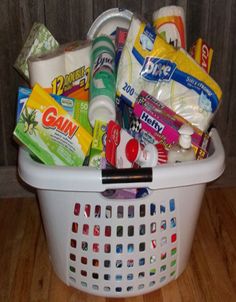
left=140, top=57, right=177, bottom=82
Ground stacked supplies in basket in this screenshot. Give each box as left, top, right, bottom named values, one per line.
left=13, top=6, right=222, bottom=170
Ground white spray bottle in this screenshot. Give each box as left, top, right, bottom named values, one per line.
left=168, top=124, right=196, bottom=163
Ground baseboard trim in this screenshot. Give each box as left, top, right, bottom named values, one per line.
left=0, top=158, right=235, bottom=198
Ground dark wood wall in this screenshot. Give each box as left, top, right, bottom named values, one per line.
left=0, top=0, right=235, bottom=190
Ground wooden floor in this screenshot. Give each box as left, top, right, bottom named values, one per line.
left=0, top=187, right=236, bottom=302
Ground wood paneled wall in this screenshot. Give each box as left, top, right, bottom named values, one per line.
left=0, top=0, right=235, bottom=189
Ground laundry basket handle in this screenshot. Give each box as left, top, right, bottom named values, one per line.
left=102, top=167, right=152, bottom=184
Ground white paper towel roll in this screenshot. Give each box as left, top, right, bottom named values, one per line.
left=28, top=47, right=66, bottom=94
left=153, top=5, right=186, bottom=49
left=65, top=41, right=91, bottom=86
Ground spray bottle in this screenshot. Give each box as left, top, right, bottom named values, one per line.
left=168, top=124, right=196, bottom=163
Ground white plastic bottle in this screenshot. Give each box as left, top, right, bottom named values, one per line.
left=88, top=35, right=116, bottom=127
left=168, top=124, right=196, bottom=163
left=125, top=138, right=167, bottom=167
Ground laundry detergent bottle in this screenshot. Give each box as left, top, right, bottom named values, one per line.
left=168, top=124, right=196, bottom=163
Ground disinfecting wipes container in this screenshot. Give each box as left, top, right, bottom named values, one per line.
left=88, top=36, right=116, bottom=127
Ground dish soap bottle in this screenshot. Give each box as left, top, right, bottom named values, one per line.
left=125, top=138, right=167, bottom=167
left=168, top=124, right=196, bottom=163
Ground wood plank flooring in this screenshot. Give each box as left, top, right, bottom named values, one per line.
left=0, top=187, right=236, bottom=302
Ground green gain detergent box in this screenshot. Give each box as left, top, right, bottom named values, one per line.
left=14, top=84, right=92, bottom=166
left=16, top=86, right=92, bottom=135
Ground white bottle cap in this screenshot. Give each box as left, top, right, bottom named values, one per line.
left=178, top=124, right=194, bottom=149
left=88, top=95, right=116, bottom=127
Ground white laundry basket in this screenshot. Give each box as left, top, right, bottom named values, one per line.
left=18, top=128, right=225, bottom=297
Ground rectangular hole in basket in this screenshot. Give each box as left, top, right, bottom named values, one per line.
left=81, top=281, right=87, bottom=287
left=160, top=265, right=167, bottom=272
left=81, top=256, right=87, bottom=265
left=93, top=243, right=99, bottom=252
left=116, top=244, right=123, bottom=254
left=128, top=243, right=134, bottom=253
left=139, top=224, right=145, bottom=235
left=83, top=224, right=89, bottom=235
left=171, top=233, right=177, bottom=243
left=149, top=268, right=156, bottom=276
left=161, top=252, right=167, bottom=260
left=116, top=274, right=122, bottom=281
left=138, top=272, right=145, bottom=278
left=70, top=266, right=76, bottom=273
left=140, top=204, right=145, bottom=217
left=127, top=273, right=133, bottom=280
left=170, top=217, right=176, bottom=228
left=151, top=240, right=157, bottom=249
left=127, top=259, right=134, bottom=268
left=161, top=220, right=166, bottom=231
left=84, top=204, right=91, bottom=217
left=161, top=236, right=167, bottom=247
left=150, top=255, right=156, bottom=264
left=117, top=226, right=123, bottom=237
left=128, top=225, right=134, bottom=236
left=169, top=199, right=175, bottom=212
left=127, top=286, right=133, bottom=292
left=74, top=203, right=80, bottom=216
left=92, top=284, right=99, bottom=290
left=104, top=274, right=110, bottom=281
left=138, top=284, right=145, bottom=290
left=93, top=225, right=100, bottom=236
left=105, top=226, right=111, bottom=236
left=104, top=260, right=110, bottom=267
left=105, top=206, right=112, bottom=218
left=81, top=241, right=88, bottom=251
left=81, top=270, right=87, bottom=277
left=72, top=222, right=78, bottom=233
left=116, top=260, right=122, bottom=268
left=128, top=206, right=134, bottom=218
left=70, top=239, right=77, bottom=248
left=139, top=242, right=145, bottom=252
left=150, top=222, right=156, bottom=233
left=104, top=244, right=111, bottom=253
left=150, top=203, right=156, bottom=215
left=160, top=205, right=166, bottom=214
left=117, top=206, right=123, bottom=218
left=94, top=205, right=101, bottom=218
left=92, top=273, right=99, bottom=279
left=70, top=253, right=76, bottom=261
left=171, top=247, right=177, bottom=256
left=139, top=258, right=145, bottom=266
left=93, top=259, right=99, bottom=267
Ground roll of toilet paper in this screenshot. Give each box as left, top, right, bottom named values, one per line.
left=153, top=5, right=186, bottom=49
left=28, top=47, right=66, bottom=95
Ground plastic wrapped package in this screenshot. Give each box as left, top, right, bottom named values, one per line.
left=116, top=15, right=222, bottom=132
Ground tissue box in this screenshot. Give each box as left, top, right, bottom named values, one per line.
left=14, top=23, right=59, bottom=80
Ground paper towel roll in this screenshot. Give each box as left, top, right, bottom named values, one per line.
left=153, top=5, right=186, bottom=49
left=28, top=47, right=66, bottom=94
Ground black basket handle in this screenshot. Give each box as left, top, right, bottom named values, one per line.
left=102, top=168, right=153, bottom=184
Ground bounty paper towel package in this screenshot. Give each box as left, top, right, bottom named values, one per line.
left=116, top=15, right=222, bottom=132
left=14, top=23, right=59, bottom=80
left=14, top=84, right=92, bottom=166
